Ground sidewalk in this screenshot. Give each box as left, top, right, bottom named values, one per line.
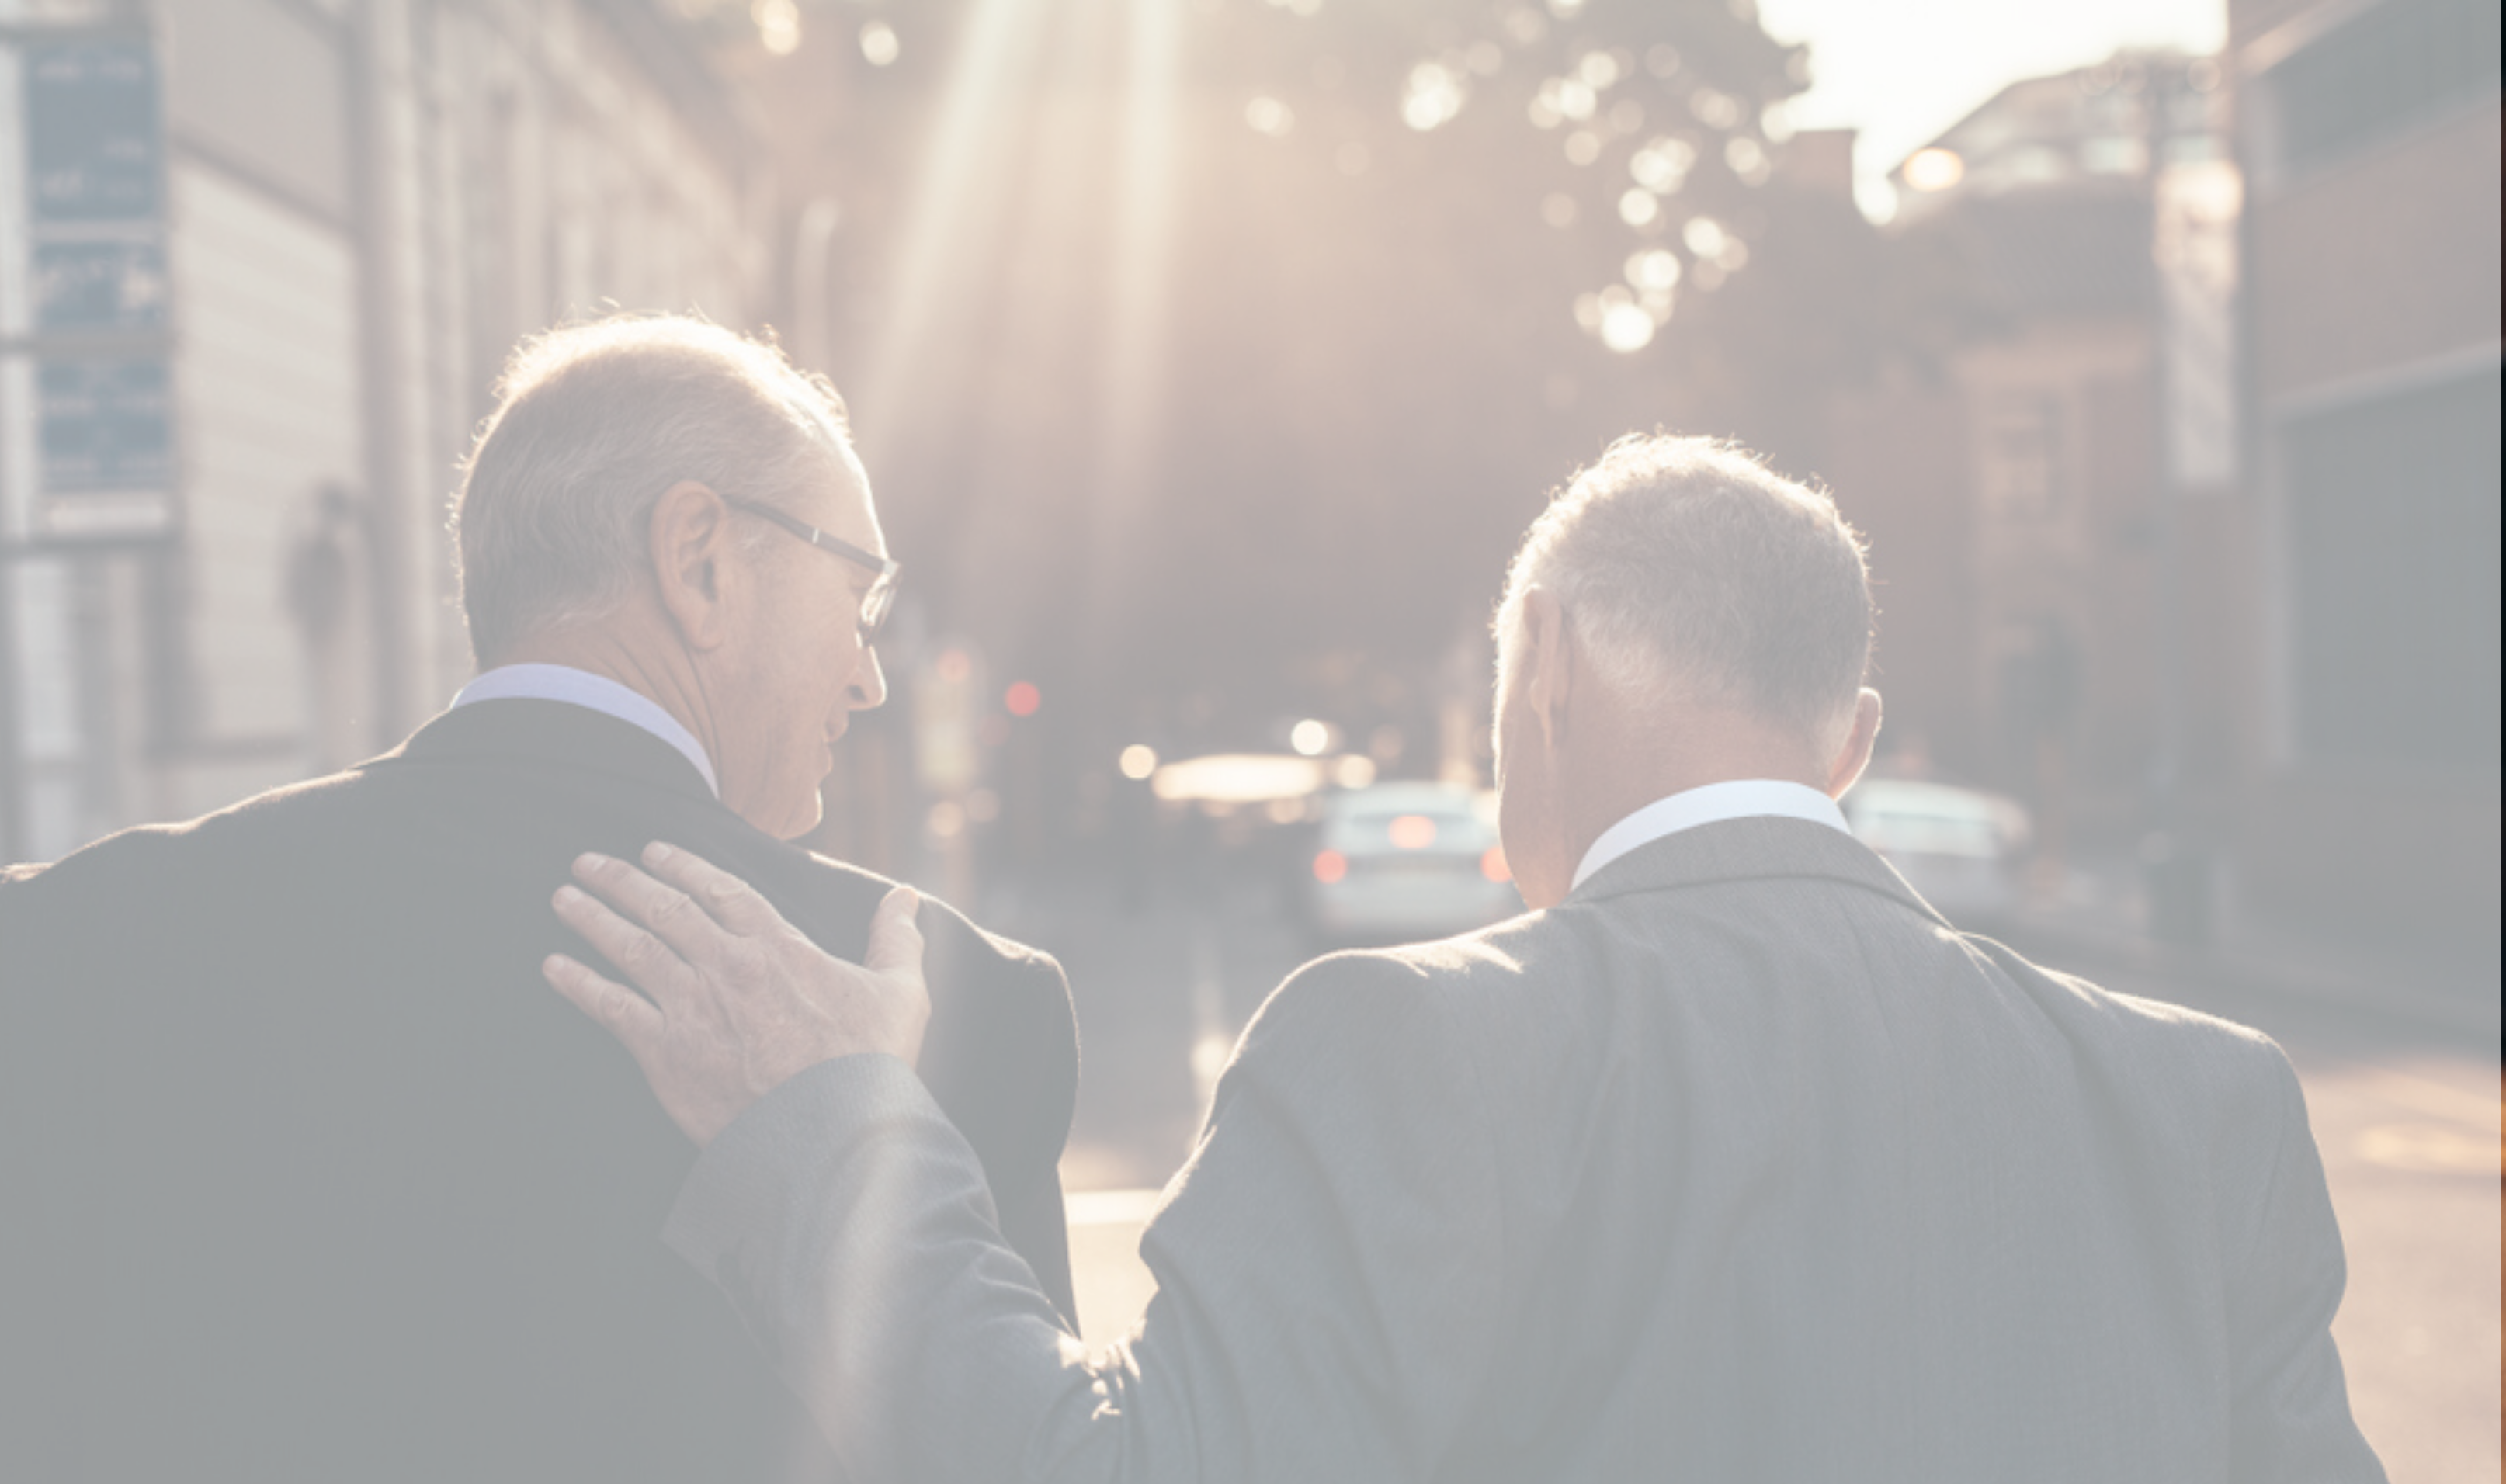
left=1997, top=851, right=2500, bottom=1042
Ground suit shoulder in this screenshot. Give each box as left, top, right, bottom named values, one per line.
left=792, top=846, right=1066, bottom=984
left=1966, top=934, right=2301, bottom=1111
left=1245, top=924, right=1552, bottom=1066
left=1978, top=934, right=2282, bottom=1049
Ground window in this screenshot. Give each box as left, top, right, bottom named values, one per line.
left=2269, top=0, right=2501, bottom=175
left=1980, top=393, right=2065, bottom=518
left=2283, top=365, right=2501, bottom=770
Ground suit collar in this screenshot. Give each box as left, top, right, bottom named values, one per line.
left=1565, top=813, right=1952, bottom=929
left=382, top=698, right=722, bottom=808
left=452, top=664, right=720, bottom=797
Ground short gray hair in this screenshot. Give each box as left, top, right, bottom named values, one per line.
left=1498, top=433, right=1873, bottom=746
left=452, top=314, right=852, bottom=664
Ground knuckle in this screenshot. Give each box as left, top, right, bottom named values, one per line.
left=620, top=929, right=669, bottom=971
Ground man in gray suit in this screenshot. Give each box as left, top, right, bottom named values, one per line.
left=543, top=434, right=2385, bottom=1480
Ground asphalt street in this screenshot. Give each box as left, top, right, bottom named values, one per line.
left=985, top=869, right=2499, bottom=1479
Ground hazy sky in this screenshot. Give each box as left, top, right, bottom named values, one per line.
left=1753, top=0, right=2228, bottom=217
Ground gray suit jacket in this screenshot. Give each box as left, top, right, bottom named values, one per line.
left=666, top=817, right=2383, bottom=1482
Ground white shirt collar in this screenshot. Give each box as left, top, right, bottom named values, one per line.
left=1570, top=778, right=1850, bottom=893
left=450, top=663, right=720, bottom=798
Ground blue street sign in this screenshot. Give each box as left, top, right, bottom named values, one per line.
left=25, top=42, right=161, bottom=224
left=37, top=360, right=170, bottom=495
left=33, top=238, right=167, bottom=331
left=5, top=35, right=178, bottom=543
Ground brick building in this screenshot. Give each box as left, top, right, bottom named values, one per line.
left=1824, top=53, right=2236, bottom=860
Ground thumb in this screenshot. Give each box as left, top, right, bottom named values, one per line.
left=866, top=885, right=926, bottom=980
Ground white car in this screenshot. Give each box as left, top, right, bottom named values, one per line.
left=1842, top=778, right=2031, bottom=931
left=1303, top=782, right=1521, bottom=946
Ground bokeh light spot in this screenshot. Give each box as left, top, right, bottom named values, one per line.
left=1630, top=136, right=1695, bottom=193
left=1688, top=87, right=1741, bottom=130
left=1724, top=135, right=1769, bottom=183
left=858, top=19, right=898, bottom=67
left=1601, top=301, right=1656, bottom=352
left=1904, top=147, right=1965, bottom=192
left=1290, top=718, right=1331, bottom=756
left=1625, top=248, right=1681, bottom=290
left=1005, top=681, right=1041, bottom=717
left=1119, top=744, right=1159, bottom=781
left=1245, top=95, right=1295, bottom=137
left=754, top=0, right=800, bottom=56
left=1403, top=61, right=1468, bottom=131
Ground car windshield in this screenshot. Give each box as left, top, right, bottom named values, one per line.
left=1846, top=783, right=2008, bottom=857
left=1324, top=789, right=1489, bottom=853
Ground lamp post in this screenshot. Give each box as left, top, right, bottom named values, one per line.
left=0, top=546, right=23, bottom=864
left=2140, top=54, right=2213, bottom=948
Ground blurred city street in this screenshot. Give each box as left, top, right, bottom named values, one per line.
left=1019, top=862, right=2500, bottom=1479
left=0, top=0, right=2493, bottom=1476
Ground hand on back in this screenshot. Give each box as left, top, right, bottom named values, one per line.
left=544, top=841, right=930, bottom=1146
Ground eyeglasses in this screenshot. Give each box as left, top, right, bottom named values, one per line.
left=725, top=498, right=901, bottom=643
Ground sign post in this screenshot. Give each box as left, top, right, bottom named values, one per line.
left=0, top=27, right=173, bottom=861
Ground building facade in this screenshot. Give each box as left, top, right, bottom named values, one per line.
left=0, top=0, right=774, bottom=863
left=1828, top=53, right=2237, bottom=866
left=2230, top=0, right=2499, bottom=941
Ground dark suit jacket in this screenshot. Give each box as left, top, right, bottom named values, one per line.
left=0, top=698, right=1078, bottom=1482
left=661, top=816, right=2383, bottom=1482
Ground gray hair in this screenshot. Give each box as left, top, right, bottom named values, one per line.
left=451, top=314, right=853, bottom=664
left=1498, top=433, right=1873, bottom=747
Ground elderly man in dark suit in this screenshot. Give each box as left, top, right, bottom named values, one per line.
left=550, top=434, right=2384, bottom=1482
left=0, top=317, right=1077, bottom=1482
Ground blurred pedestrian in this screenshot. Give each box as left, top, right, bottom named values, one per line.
left=0, top=317, right=1078, bottom=1481
left=551, top=435, right=2380, bottom=1482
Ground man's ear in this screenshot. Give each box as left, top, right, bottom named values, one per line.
left=1518, top=587, right=1574, bottom=750
left=1824, top=687, right=1883, bottom=799
left=649, top=480, right=740, bottom=652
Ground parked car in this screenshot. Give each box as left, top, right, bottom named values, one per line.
left=1301, top=782, right=1521, bottom=947
left=1841, top=778, right=2031, bottom=931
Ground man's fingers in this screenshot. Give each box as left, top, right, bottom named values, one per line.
left=640, top=841, right=787, bottom=938
left=865, top=885, right=926, bottom=980
left=542, top=952, right=666, bottom=1063
left=571, top=851, right=731, bottom=966
left=554, top=878, right=699, bottom=1000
